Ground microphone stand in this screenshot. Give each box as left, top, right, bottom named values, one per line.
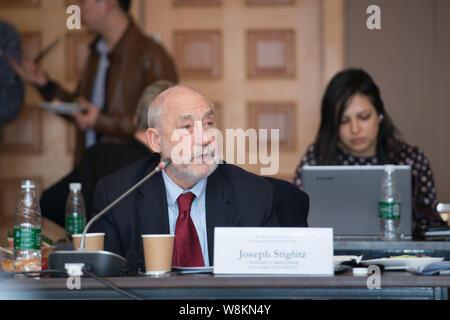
left=49, top=158, right=172, bottom=277
left=78, top=158, right=171, bottom=251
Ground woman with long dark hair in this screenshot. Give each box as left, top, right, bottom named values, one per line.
left=293, top=68, right=444, bottom=231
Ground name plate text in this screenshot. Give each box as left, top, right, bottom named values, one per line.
left=213, top=227, right=333, bottom=275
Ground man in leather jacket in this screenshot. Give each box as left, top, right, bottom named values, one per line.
left=10, top=0, right=178, bottom=165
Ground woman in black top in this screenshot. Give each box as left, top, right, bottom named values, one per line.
left=293, top=68, right=445, bottom=232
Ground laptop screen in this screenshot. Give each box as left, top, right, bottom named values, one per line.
left=302, top=165, right=412, bottom=239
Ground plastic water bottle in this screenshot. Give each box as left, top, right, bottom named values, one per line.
left=379, top=165, right=401, bottom=240
left=65, top=183, right=86, bottom=241
left=13, top=180, right=42, bottom=272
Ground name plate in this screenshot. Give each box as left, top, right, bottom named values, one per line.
left=213, top=227, right=333, bottom=275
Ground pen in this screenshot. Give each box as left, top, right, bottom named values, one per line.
left=33, top=37, right=61, bottom=63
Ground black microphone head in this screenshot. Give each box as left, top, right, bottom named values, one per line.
left=161, top=157, right=172, bottom=168
left=155, top=157, right=172, bottom=172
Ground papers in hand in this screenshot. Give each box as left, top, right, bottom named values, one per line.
left=40, top=102, right=86, bottom=115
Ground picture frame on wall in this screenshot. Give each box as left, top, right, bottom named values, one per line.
left=247, top=29, right=295, bottom=78
left=20, top=32, right=41, bottom=62
left=0, top=0, right=40, bottom=8
left=246, top=0, right=294, bottom=6
left=173, top=0, right=221, bottom=6
left=174, top=30, right=222, bottom=79
left=247, top=102, right=296, bottom=151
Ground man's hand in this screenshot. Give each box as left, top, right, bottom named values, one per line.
left=8, top=57, right=48, bottom=87
left=71, top=98, right=100, bottom=131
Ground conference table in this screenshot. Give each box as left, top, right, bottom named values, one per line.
left=1, top=240, right=449, bottom=300
left=1, top=270, right=449, bottom=300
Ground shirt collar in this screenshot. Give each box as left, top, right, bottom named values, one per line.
left=161, top=170, right=207, bottom=206
left=95, top=38, right=109, bottom=55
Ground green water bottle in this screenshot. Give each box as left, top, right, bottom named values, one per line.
left=65, top=183, right=86, bottom=240
left=379, top=165, right=401, bottom=240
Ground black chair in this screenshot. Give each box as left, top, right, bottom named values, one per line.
left=265, top=177, right=309, bottom=227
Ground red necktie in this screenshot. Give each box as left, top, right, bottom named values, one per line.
left=172, top=192, right=205, bottom=267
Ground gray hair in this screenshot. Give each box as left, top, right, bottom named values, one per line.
left=147, top=85, right=215, bottom=130
left=135, top=80, right=174, bottom=131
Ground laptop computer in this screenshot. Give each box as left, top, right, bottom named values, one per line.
left=302, top=165, right=412, bottom=240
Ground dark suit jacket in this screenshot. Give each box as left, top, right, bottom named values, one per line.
left=90, top=155, right=279, bottom=272
left=40, top=138, right=151, bottom=227
left=265, top=177, right=309, bottom=228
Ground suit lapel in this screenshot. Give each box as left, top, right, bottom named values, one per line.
left=136, top=168, right=170, bottom=235
left=205, top=166, right=235, bottom=265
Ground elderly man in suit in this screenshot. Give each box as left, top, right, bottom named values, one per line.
left=90, top=85, right=279, bottom=272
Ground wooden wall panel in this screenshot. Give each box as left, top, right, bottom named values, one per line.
left=247, top=29, right=295, bottom=78
left=247, top=0, right=294, bottom=5
left=20, top=32, right=41, bottom=62
left=174, top=30, right=222, bottom=79
left=247, top=102, right=296, bottom=151
left=272, top=173, right=294, bottom=182
left=322, top=0, right=345, bottom=85
left=174, top=0, right=221, bottom=6
left=0, top=106, right=42, bottom=154
left=212, top=101, right=223, bottom=131
left=0, top=178, right=42, bottom=220
left=0, top=0, right=40, bottom=8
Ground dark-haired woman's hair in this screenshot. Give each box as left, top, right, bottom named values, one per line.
left=118, top=0, right=131, bottom=12
left=313, top=68, right=402, bottom=164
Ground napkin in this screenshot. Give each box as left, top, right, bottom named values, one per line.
left=407, top=261, right=450, bottom=275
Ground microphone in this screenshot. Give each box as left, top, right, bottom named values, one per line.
left=48, top=158, right=172, bottom=277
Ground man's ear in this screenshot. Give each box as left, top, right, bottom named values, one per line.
left=146, top=128, right=162, bottom=153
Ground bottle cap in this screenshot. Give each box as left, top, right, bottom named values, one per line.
left=21, top=180, right=35, bottom=189
left=69, top=183, right=82, bottom=192
left=384, top=164, right=395, bottom=172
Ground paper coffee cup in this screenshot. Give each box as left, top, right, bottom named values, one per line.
left=142, top=234, right=174, bottom=276
left=73, top=233, right=105, bottom=251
